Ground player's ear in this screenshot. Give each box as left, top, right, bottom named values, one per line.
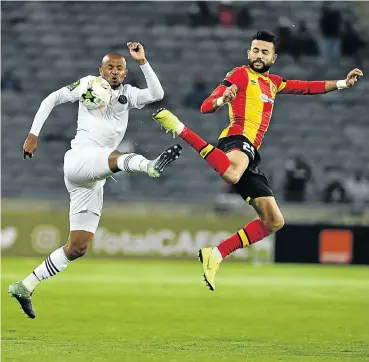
left=272, top=53, right=278, bottom=64
left=247, top=49, right=251, bottom=59
left=98, top=67, right=103, bottom=77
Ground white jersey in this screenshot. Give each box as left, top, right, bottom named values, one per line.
left=65, top=76, right=144, bottom=149
left=29, top=62, right=164, bottom=150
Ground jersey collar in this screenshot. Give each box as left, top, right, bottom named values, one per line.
left=243, top=65, right=270, bottom=80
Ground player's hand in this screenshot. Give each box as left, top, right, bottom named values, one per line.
left=127, top=42, right=147, bottom=65
left=222, top=84, right=238, bottom=103
left=346, top=68, right=363, bottom=88
left=23, top=133, right=38, bottom=159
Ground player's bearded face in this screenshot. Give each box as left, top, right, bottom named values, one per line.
left=248, top=40, right=277, bottom=73
left=249, top=57, right=273, bottom=73
left=99, top=58, right=127, bottom=89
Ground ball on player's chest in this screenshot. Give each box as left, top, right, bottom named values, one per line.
left=79, top=77, right=112, bottom=110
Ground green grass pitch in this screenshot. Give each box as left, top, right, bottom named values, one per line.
left=2, top=258, right=369, bottom=362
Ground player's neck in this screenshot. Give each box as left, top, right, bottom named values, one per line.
left=247, top=65, right=270, bottom=76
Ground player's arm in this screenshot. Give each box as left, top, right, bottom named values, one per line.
left=200, top=83, right=237, bottom=113
left=127, top=42, right=164, bottom=107
left=200, top=67, right=245, bottom=113
left=23, top=81, right=81, bottom=159
left=277, top=68, right=363, bottom=95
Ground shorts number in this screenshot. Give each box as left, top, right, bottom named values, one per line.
left=242, top=142, right=255, bottom=158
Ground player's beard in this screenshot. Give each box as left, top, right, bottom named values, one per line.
left=249, top=59, right=272, bottom=73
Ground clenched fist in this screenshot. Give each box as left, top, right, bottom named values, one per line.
left=23, top=133, right=38, bottom=159
left=127, top=42, right=147, bottom=65
left=222, top=84, right=238, bottom=103
left=345, top=68, right=363, bottom=88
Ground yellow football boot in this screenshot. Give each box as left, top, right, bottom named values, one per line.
left=198, top=247, right=221, bottom=291
left=152, top=108, right=184, bottom=137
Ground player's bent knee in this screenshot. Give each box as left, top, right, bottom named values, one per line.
left=64, top=231, right=93, bottom=260
left=68, top=245, right=88, bottom=260
left=108, top=150, right=122, bottom=173
left=64, top=243, right=89, bottom=260
left=223, top=168, right=243, bottom=184
left=264, top=215, right=284, bottom=233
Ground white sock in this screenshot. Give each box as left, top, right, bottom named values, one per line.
left=22, top=247, right=70, bottom=292
left=117, top=153, right=151, bottom=173
left=211, top=247, right=223, bottom=262
left=175, top=122, right=185, bottom=135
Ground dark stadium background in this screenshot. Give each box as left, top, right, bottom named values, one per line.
left=1, top=2, right=369, bottom=362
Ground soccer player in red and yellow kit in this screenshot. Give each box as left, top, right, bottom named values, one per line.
left=152, top=30, right=363, bottom=291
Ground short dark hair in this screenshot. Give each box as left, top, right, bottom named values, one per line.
left=251, top=30, right=277, bottom=50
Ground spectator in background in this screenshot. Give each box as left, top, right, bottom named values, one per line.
left=345, top=171, right=369, bottom=215
left=183, top=76, right=208, bottom=109
left=322, top=166, right=347, bottom=204
left=236, top=6, right=252, bottom=29
left=218, top=2, right=236, bottom=28
left=274, top=16, right=298, bottom=60
left=341, top=21, right=366, bottom=69
left=275, top=18, right=318, bottom=61
left=1, top=71, right=22, bottom=92
left=319, top=3, right=342, bottom=61
left=283, top=155, right=312, bottom=202
left=188, top=1, right=216, bottom=27
left=296, top=20, right=319, bottom=57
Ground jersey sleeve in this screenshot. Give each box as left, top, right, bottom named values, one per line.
left=61, top=78, right=85, bottom=102
left=269, top=75, right=287, bottom=93
left=223, top=67, right=246, bottom=90
left=272, top=75, right=326, bottom=95
left=29, top=78, right=86, bottom=136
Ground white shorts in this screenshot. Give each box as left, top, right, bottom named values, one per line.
left=64, top=146, right=114, bottom=232
left=70, top=210, right=101, bottom=233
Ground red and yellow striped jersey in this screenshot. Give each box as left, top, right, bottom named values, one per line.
left=216, top=65, right=325, bottom=149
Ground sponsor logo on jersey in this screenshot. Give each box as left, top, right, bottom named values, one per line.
left=118, top=95, right=128, bottom=104
left=66, top=80, right=80, bottom=91
left=260, top=94, right=274, bottom=104
left=250, top=80, right=257, bottom=85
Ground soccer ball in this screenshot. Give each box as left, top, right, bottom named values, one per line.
left=79, top=77, right=112, bottom=110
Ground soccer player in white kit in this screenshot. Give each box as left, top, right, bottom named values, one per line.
left=9, top=42, right=182, bottom=318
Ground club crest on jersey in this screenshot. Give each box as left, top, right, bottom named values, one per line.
left=118, top=95, right=128, bottom=104
left=260, top=94, right=274, bottom=104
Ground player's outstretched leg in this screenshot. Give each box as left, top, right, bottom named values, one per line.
left=147, top=144, right=182, bottom=178
left=152, top=108, right=231, bottom=177
left=115, top=144, right=182, bottom=178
